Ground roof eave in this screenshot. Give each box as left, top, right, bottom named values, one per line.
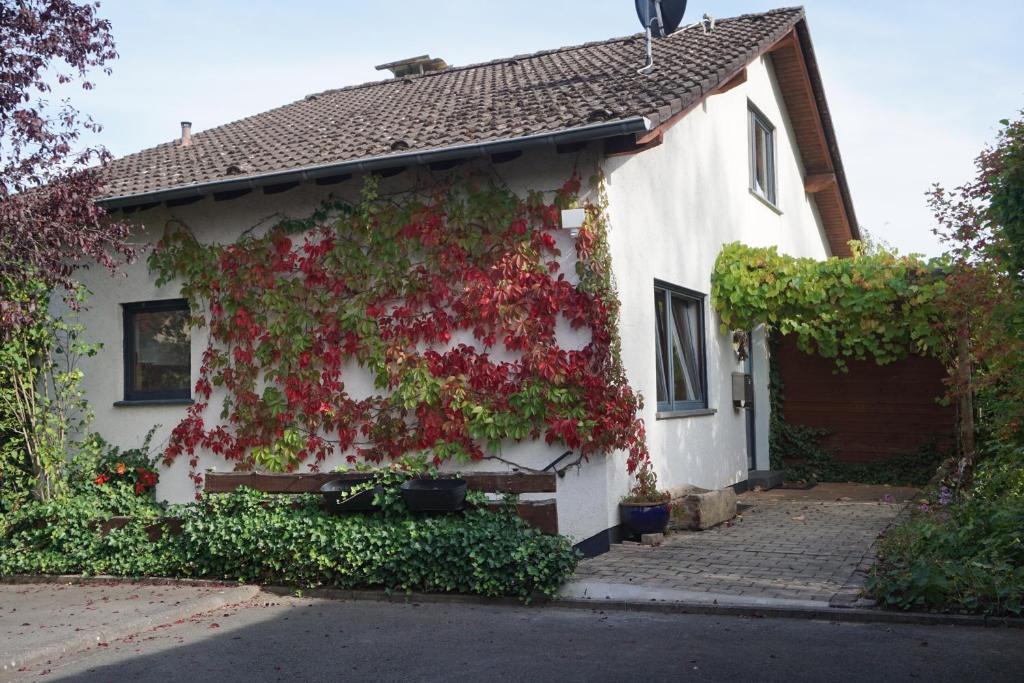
left=794, top=18, right=860, bottom=242
left=98, top=117, right=653, bottom=209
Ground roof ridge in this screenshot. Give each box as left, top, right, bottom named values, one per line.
left=103, top=6, right=806, bottom=189
left=299, top=6, right=806, bottom=101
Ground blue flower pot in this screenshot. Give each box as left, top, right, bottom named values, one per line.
left=619, top=501, right=670, bottom=536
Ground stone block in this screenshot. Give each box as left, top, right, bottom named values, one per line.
left=640, top=533, right=664, bottom=546
left=669, top=485, right=738, bottom=531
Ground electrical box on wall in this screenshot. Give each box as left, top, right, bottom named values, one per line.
left=732, top=372, right=754, bottom=409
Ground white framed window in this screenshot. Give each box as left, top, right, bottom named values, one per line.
left=654, top=282, right=708, bottom=413
left=748, top=104, right=777, bottom=206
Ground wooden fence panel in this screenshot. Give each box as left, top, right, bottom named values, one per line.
left=774, top=335, right=955, bottom=463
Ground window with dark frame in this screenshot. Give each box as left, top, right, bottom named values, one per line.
left=749, top=104, right=777, bottom=205
left=654, top=282, right=708, bottom=413
left=122, top=300, right=191, bottom=401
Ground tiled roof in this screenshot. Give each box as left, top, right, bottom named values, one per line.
left=100, top=7, right=806, bottom=201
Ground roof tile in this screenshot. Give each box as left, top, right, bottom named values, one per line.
left=101, top=7, right=805, bottom=200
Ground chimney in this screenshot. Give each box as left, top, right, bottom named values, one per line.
left=180, top=121, right=192, bottom=147
left=374, top=55, right=448, bottom=78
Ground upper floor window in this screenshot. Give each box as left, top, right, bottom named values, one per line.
left=654, top=282, right=708, bottom=413
left=123, top=299, right=191, bottom=401
left=749, top=104, right=777, bottom=206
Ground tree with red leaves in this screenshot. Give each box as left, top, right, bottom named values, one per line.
left=0, top=0, right=134, bottom=329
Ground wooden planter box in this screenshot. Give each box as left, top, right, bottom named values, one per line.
left=203, top=471, right=559, bottom=534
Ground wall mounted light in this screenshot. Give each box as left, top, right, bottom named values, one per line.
left=560, top=208, right=586, bottom=237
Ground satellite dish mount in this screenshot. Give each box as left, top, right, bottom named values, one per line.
left=634, top=0, right=688, bottom=75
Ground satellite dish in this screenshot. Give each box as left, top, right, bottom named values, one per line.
left=635, top=0, right=687, bottom=38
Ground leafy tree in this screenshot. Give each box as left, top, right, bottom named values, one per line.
left=1, top=1, right=133, bottom=502
left=929, top=113, right=1024, bottom=463
left=0, top=0, right=134, bottom=330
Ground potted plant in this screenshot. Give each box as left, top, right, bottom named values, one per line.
left=400, top=476, right=468, bottom=512
left=319, top=476, right=381, bottom=513
left=619, top=460, right=671, bottom=537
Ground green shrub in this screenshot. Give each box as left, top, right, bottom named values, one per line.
left=176, top=489, right=578, bottom=599
left=973, top=445, right=1024, bottom=502
left=868, top=495, right=1024, bottom=615
left=0, top=488, right=579, bottom=600
left=0, top=486, right=170, bottom=576
left=778, top=436, right=945, bottom=488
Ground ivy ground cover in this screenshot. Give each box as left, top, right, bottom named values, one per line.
left=0, top=486, right=579, bottom=600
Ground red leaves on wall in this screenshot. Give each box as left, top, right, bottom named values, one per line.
left=149, top=175, right=648, bottom=482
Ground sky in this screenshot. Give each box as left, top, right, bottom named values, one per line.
left=63, top=0, right=1024, bottom=256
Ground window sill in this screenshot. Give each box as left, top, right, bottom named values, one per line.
left=113, top=398, right=194, bottom=407
left=749, top=188, right=782, bottom=215
left=656, top=408, right=717, bottom=420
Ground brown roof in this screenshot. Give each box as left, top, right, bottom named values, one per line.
left=101, top=6, right=858, bottom=252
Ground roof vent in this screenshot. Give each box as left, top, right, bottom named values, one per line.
left=587, top=108, right=615, bottom=123
left=180, top=121, right=192, bottom=147
left=225, top=162, right=250, bottom=176
left=375, top=55, right=448, bottom=78
left=390, top=139, right=410, bottom=152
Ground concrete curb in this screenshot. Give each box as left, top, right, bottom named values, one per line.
left=551, top=595, right=1023, bottom=628
left=261, top=583, right=1024, bottom=629
left=1, top=579, right=260, bottom=674
left=3, top=575, right=1020, bottom=644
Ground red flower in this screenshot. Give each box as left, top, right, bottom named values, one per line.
left=94, top=474, right=109, bottom=485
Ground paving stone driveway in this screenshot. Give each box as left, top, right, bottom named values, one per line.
left=574, top=483, right=919, bottom=606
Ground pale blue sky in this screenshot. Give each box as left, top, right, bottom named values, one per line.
left=68, top=1, right=1023, bottom=255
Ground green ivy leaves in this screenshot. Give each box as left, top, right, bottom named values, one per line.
left=0, top=488, right=580, bottom=601
left=711, top=242, right=950, bottom=369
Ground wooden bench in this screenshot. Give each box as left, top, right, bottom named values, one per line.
left=203, top=471, right=559, bottom=534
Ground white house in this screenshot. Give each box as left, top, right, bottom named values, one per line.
left=76, top=7, right=857, bottom=554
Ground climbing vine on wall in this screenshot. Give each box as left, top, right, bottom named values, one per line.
left=149, top=173, right=647, bottom=486
left=710, top=242, right=949, bottom=368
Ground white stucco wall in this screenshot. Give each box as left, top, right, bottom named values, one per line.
left=70, top=147, right=626, bottom=544
left=600, top=53, right=831, bottom=521
left=69, top=53, right=835, bottom=546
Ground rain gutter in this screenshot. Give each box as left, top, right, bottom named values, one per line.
left=99, top=116, right=653, bottom=209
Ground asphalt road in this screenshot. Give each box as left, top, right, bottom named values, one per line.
left=9, top=597, right=1023, bottom=683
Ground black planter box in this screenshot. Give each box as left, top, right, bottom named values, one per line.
left=320, top=478, right=382, bottom=513
left=400, top=478, right=467, bottom=512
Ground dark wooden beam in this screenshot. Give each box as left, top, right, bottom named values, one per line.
left=604, top=131, right=664, bottom=157
left=263, top=181, right=300, bottom=195
left=203, top=471, right=557, bottom=494
left=483, top=499, right=558, bottom=534
left=714, top=67, right=747, bottom=95
left=165, top=196, right=203, bottom=207
left=377, top=166, right=406, bottom=178
left=491, top=150, right=522, bottom=164
left=100, top=516, right=183, bottom=541
left=428, top=159, right=465, bottom=171
left=768, top=30, right=797, bottom=53
left=213, top=188, right=252, bottom=202
left=121, top=201, right=161, bottom=214
left=555, top=141, right=587, bottom=154
left=804, top=171, right=837, bottom=193
left=315, top=173, right=352, bottom=186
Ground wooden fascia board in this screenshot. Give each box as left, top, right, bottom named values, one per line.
left=604, top=131, right=664, bottom=157
left=633, top=30, right=804, bottom=148
left=767, top=30, right=797, bottom=54
left=714, top=67, right=747, bottom=95
left=784, top=27, right=856, bottom=251
left=804, top=171, right=837, bottom=193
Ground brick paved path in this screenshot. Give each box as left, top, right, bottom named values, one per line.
left=574, top=484, right=918, bottom=605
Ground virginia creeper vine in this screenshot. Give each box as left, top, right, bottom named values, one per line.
left=149, top=173, right=648, bottom=486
